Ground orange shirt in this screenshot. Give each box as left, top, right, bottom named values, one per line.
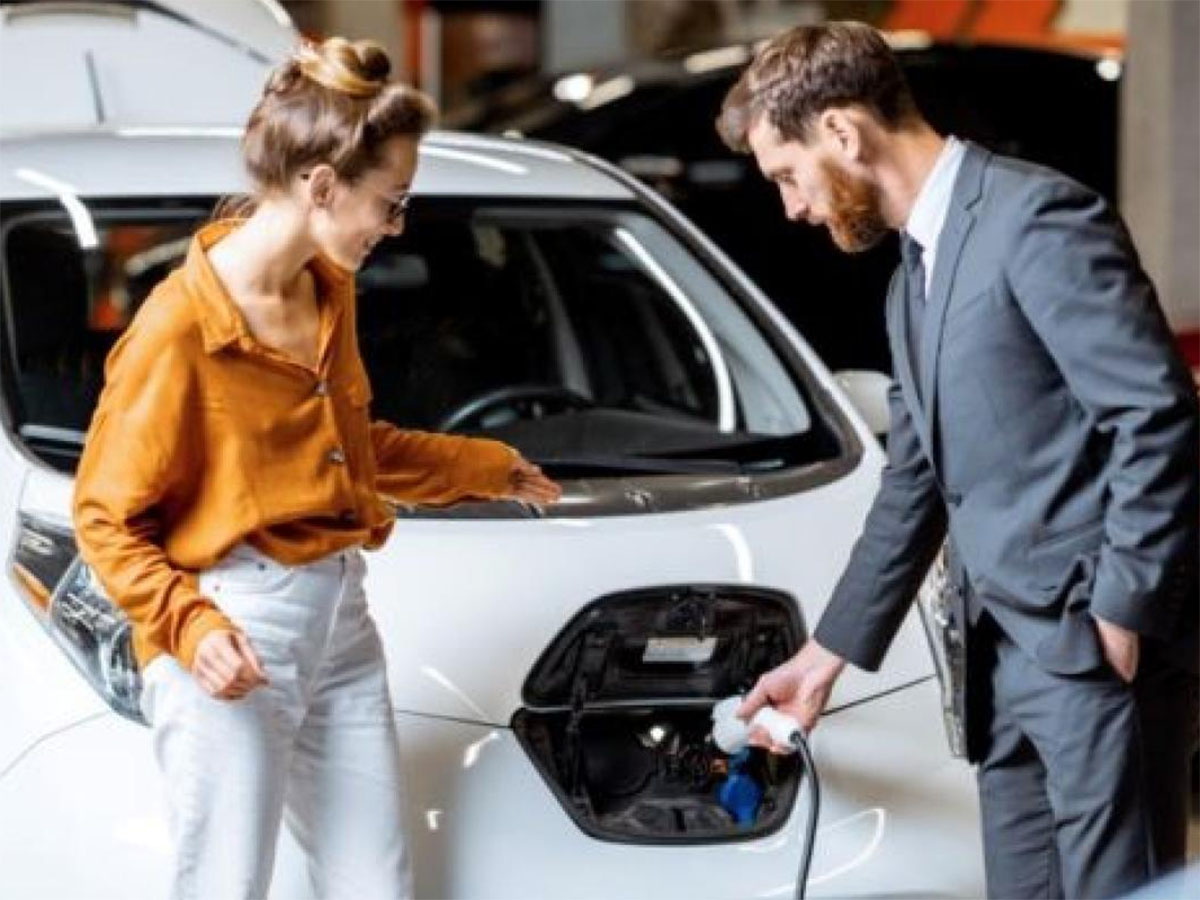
left=73, top=221, right=517, bottom=670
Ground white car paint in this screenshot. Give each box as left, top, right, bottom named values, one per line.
left=0, top=680, right=981, bottom=899
left=14, top=437, right=930, bottom=729
left=0, top=0, right=296, bottom=134
left=0, top=132, right=634, bottom=201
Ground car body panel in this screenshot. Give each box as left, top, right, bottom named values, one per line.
left=0, top=0, right=296, bottom=133
left=2, top=431, right=110, bottom=774
left=0, top=681, right=980, bottom=899
left=0, top=132, right=634, bottom=201
left=392, top=682, right=982, bottom=899
left=14, top=429, right=934, bottom=728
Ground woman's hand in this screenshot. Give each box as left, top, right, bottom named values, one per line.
left=192, top=629, right=269, bottom=701
left=508, top=455, right=563, bottom=506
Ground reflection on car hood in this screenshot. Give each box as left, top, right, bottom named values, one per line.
left=361, top=473, right=935, bottom=726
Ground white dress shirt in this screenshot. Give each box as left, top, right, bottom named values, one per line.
left=904, top=135, right=966, bottom=295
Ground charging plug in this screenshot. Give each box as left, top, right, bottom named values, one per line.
left=710, top=694, right=819, bottom=900
left=711, top=695, right=803, bottom=754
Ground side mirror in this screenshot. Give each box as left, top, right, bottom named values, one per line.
left=834, top=369, right=892, bottom=438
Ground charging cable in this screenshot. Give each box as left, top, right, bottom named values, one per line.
left=711, top=696, right=821, bottom=900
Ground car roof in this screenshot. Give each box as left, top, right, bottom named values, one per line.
left=0, top=0, right=296, bottom=131
left=0, top=129, right=635, bottom=201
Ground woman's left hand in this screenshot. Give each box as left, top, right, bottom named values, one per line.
left=508, top=455, right=563, bottom=506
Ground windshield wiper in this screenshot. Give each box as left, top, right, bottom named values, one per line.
left=636, top=433, right=816, bottom=471
left=533, top=454, right=743, bottom=477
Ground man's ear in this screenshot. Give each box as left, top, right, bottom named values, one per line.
left=817, top=107, right=864, bottom=164
left=303, top=164, right=337, bottom=210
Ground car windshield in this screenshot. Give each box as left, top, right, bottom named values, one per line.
left=1, top=198, right=841, bottom=481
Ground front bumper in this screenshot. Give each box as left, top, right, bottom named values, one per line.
left=384, top=678, right=982, bottom=899
left=0, top=680, right=982, bottom=899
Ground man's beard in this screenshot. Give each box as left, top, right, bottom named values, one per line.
left=821, top=159, right=889, bottom=253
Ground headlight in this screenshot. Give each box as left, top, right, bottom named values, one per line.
left=914, top=545, right=966, bottom=757
left=10, top=512, right=144, bottom=723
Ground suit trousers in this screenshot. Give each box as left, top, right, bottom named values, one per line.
left=139, top=542, right=413, bottom=900
left=971, top=613, right=1198, bottom=899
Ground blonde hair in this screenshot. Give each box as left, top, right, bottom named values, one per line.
left=216, top=37, right=437, bottom=218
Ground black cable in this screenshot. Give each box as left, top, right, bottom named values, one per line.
left=708, top=697, right=821, bottom=898
left=788, top=730, right=820, bottom=900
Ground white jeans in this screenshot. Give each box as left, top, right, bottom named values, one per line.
left=140, top=543, right=412, bottom=900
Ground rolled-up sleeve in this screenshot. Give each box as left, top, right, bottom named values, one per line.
left=371, top=423, right=516, bottom=506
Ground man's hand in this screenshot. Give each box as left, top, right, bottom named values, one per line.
left=508, top=455, right=562, bottom=506
left=1092, top=613, right=1139, bottom=683
left=738, top=639, right=846, bottom=752
left=192, top=629, right=269, bottom=701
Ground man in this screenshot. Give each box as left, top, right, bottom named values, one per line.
left=718, top=22, right=1199, bottom=900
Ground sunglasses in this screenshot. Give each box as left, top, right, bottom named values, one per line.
left=364, top=185, right=412, bottom=226
left=299, top=171, right=412, bottom=225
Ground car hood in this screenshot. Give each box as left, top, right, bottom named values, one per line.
left=363, top=474, right=933, bottom=726
left=16, top=448, right=934, bottom=730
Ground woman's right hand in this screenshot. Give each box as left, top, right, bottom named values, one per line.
left=507, top=455, right=563, bottom=506
left=192, top=629, right=270, bottom=701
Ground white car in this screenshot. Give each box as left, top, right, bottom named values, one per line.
left=0, top=8, right=983, bottom=900
left=0, top=0, right=296, bottom=134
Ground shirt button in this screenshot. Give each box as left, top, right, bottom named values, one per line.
left=315, top=380, right=329, bottom=397
left=328, top=447, right=346, bottom=465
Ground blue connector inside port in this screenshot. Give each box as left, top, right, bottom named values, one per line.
left=715, top=749, right=762, bottom=826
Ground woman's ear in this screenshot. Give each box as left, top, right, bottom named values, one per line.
left=302, top=164, right=337, bottom=210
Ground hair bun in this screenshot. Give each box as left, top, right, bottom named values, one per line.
left=354, top=40, right=391, bottom=83
left=291, top=37, right=390, bottom=99
left=264, top=57, right=304, bottom=96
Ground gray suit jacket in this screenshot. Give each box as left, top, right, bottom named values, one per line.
left=815, top=142, right=1199, bottom=675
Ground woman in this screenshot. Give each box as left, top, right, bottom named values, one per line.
left=72, top=37, right=560, bottom=899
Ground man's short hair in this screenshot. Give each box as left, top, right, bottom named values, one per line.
left=716, top=21, right=919, bottom=153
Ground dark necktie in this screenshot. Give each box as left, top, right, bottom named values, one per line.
left=901, top=232, right=926, bottom=387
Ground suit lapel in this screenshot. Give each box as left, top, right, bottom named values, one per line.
left=918, top=143, right=988, bottom=464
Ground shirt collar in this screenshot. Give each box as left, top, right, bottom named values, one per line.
left=904, top=135, right=966, bottom=253
left=183, top=219, right=354, bottom=355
